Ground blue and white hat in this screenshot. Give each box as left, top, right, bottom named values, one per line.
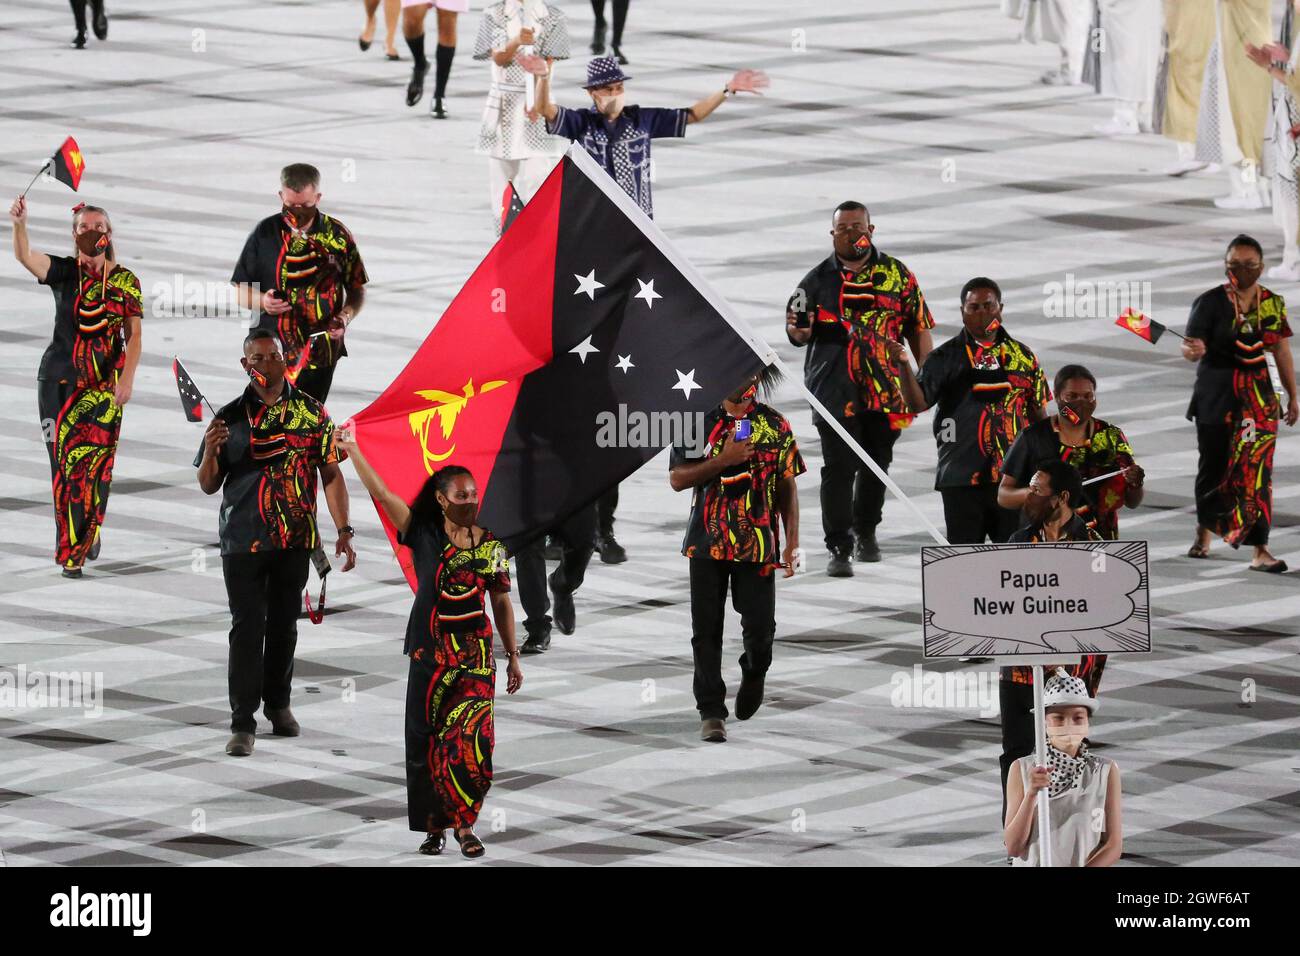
left=582, top=55, right=632, bottom=89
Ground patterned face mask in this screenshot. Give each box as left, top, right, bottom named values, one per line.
left=75, top=230, right=109, bottom=256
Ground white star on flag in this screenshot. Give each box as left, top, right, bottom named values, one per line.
left=615, top=354, right=635, bottom=373
left=634, top=278, right=662, bottom=309
left=574, top=269, right=605, bottom=300
left=570, top=336, right=599, bottom=363
left=672, top=369, right=700, bottom=399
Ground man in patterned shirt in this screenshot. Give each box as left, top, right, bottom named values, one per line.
left=231, top=163, right=369, bottom=404
left=786, top=201, right=934, bottom=576
left=893, top=277, right=1050, bottom=545
left=668, top=372, right=804, bottom=744
left=196, top=330, right=357, bottom=757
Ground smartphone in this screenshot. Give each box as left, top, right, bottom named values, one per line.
left=794, top=312, right=811, bottom=329
left=734, top=419, right=753, bottom=441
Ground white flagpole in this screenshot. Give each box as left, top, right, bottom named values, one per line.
left=1081, top=466, right=1127, bottom=486
left=1032, top=664, right=1053, bottom=867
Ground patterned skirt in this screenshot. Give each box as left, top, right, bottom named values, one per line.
left=52, top=387, right=121, bottom=568
left=405, top=652, right=495, bottom=833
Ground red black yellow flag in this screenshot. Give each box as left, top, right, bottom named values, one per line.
left=1115, top=307, right=1168, bottom=344
left=51, top=137, right=86, bottom=191
left=500, top=180, right=525, bottom=234
left=351, top=145, right=774, bottom=588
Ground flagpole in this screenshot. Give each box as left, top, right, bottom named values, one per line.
left=19, top=160, right=52, bottom=199
left=1081, top=467, right=1127, bottom=486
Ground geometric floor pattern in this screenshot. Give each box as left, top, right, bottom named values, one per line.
left=1, top=0, right=1298, bottom=865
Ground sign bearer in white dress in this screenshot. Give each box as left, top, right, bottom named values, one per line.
left=474, top=0, right=571, bottom=231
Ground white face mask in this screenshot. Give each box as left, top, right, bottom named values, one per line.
left=595, top=93, right=624, bottom=117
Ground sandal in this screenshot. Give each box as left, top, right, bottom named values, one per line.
left=418, top=831, right=445, bottom=855
left=1186, top=543, right=1209, bottom=558
left=454, top=829, right=485, bottom=859
left=1249, top=560, right=1288, bottom=574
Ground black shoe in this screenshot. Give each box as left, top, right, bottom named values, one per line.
left=612, top=45, right=628, bottom=65
left=735, top=674, right=765, bottom=721
left=430, top=96, right=446, bottom=119
left=591, top=20, right=607, bottom=54
left=72, top=31, right=87, bottom=49
left=418, top=831, right=445, bottom=855
left=596, top=534, right=627, bottom=564
left=550, top=572, right=575, bottom=635
left=263, top=706, right=300, bottom=737
left=406, top=62, right=428, bottom=106
left=91, top=2, right=108, bottom=41
left=827, top=551, right=853, bottom=577
left=853, top=533, right=881, bottom=563
left=386, top=52, right=401, bottom=61
left=454, top=828, right=486, bottom=858
left=359, top=36, right=373, bottom=52
left=521, top=633, right=551, bottom=654
left=61, top=566, right=83, bottom=579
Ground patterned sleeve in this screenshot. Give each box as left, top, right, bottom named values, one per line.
left=319, top=415, right=346, bottom=465
left=485, top=539, right=511, bottom=593
left=1029, top=351, right=1051, bottom=407
left=903, top=267, right=935, bottom=333
left=778, top=418, right=807, bottom=480
left=338, top=223, right=368, bottom=289
left=546, top=104, right=587, bottom=140
left=472, top=9, right=498, bottom=60
left=117, top=268, right=144, bottom=318
left=537, top=9, right=571, bottom=59
left=1112, top=425, right=1135, bottom=459
left=1266, top=292, right=1292, bottom=343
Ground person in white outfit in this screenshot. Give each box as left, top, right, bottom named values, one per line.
left=1248, top=4, right=1300, bottom=281
left=473, top=0, right=571, bottom=232
left=1011, top=0, right=1093, bottom=86
left=1004, top=668, right=1122, bottom=867
left=1094, top=0, right=1164, bottom=136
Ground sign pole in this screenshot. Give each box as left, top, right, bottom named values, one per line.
left=1032, top=663, right=1052, bottom=867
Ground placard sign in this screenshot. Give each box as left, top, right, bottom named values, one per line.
left=921, top=541, right=1150, bottom=659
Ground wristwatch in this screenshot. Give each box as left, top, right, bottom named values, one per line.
left=723, top=85, right=734, bottom=97
left=338, top=525, right=355, bottom=535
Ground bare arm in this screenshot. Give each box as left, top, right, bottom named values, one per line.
left=776, top=475, right=799, bottom=577
left=1003, top=758, right=1042, bottom=859
left=1085, top=765, right=1123, bottom=867
left=1275, top=335, right=1298, bottom=424
left=337, top=434, right=412, bottom=533
left=9, top=197, right=51, bottom=281
left=905, top=325, right=933, bottom=365
left=687, top=87, right=727, bottom=124
left=997, top=473, right=1031, bottom=512
left=489, top=589, right=517, bottom=655
left=887, top=340, right=929, bottom=413
left=197, top=418, right=229, bottom=496
left=534, top=67, right=558, bottom=122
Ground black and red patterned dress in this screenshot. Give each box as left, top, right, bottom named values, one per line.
left=37, top=255, right=142, bottom=569
left=399, top=521, right=511, bottom=834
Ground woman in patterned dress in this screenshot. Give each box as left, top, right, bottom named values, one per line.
left=10, top=196, right=142, bottom=578
left=473, top=0, right=570, bottom=231
left=1184, top=235, right=1298, bottom=572
left=333, top=437, right=523, bottom=859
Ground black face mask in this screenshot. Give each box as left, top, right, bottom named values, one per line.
left=76, top=231, right=109, bottom=256
left=1226, top=263, right=1262, bottom=289
left=444, top=501, right=478, bottom=529
left=283, top=204, right=316, bottom=230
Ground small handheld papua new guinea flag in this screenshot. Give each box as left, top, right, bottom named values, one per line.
left=50, top=137, right=86, bottom=191
left=1115, top=307, right=1171, bottom=344
left=352, top=144, right=774, bottom=589
left=172, top=357, right=212, bottom=422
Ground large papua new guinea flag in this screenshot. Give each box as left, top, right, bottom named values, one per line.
left=352, top=144, right=774, bottom=588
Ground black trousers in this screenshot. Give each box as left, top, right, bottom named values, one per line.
left=940, top=484, right=1021, bottom=544
left=999, top=679, right=1035, bottom=825
left=688, top=558, right=775, bottom=720
left=222, top=549, right=311, bottom=733
left=513, top=506, right=596, bottom=639
left=38, top=378, right=72, bottom=477
left=294, top=362, right=337, bottom=405
left=1195, top=422, right=1267, bottom=545
left=596, top=485, right=618, bottom=538
left=816, top=412, right=898, bottom=554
